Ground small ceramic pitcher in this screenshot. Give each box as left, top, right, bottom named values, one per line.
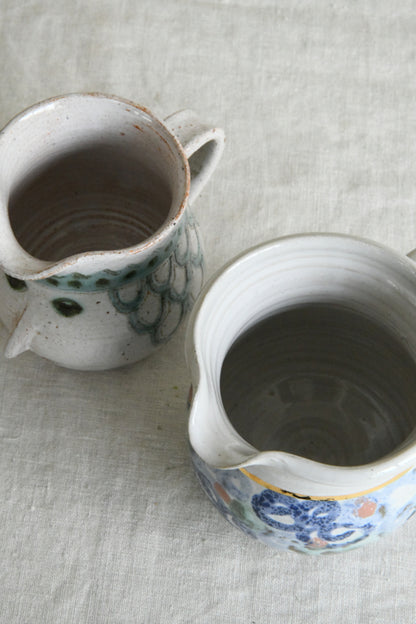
left=186, top=235, right=416, bottom=553
left=0, top=93, right=224, bottom=370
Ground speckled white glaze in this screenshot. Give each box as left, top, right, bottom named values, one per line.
left=186, top=235, right=416, bottom=552
left=0, top=94, right=224, bottom=369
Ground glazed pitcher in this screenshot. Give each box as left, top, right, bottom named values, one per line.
left=186, top=235, right=416, bottom=554
left=0, top=93, right=224, bottom=370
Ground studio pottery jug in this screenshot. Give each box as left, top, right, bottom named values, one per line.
left=186, top=235, right=416, bottom=553
left=0, top=93, right=224, bottom=370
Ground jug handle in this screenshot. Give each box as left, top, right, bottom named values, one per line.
left=164, top=110, right=225, bottom=205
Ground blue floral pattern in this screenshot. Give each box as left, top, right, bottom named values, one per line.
left=190, top=448, right=416, bottom=554
left=109, top=217, right=203, bottom=344
left=252, top=490, right=372, bottom=547
left=35, top=214, right=203, bottom=345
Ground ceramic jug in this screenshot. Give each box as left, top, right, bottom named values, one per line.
left=186, top=234, right=416, bottom=554
left=0, top=93, right=224, bottom=370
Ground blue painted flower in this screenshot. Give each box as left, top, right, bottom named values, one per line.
left=252, top=489, right=374, bottom=545
left=109, top=217, right=203, bottom=344
left=190, top=452, right=271, bottom=539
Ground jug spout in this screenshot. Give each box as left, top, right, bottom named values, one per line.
left=188, top=376, right=416, bottom=500
left=188, top=379, right=298, bottom=475
left=0, top=201, right=49, bottom=279
left=4, top=306, right=36, bottom=359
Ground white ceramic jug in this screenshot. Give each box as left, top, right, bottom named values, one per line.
left=0, top=93, right=224, bottom=370
left=186, top=235, right=416, bottom=553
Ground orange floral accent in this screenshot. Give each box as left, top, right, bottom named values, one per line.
left=214, top=482, right=231, bottom=504
left=355, top=498, right=377, bottom=518
left=308, top=537, right=328, bottom=549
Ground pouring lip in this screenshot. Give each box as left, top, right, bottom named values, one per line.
left=0, top=92, right=191, bottom=280
left=189, top=377, right=416, bottom=498
left=186, top=233, right=416, bottom=495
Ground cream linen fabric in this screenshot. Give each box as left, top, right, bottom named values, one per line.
left=1, top=1, right=416, bottom=622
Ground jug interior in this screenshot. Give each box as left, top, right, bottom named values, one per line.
left=220, top=303, right=416, bottom=466
left=2, top=96, right=186, bottom=265
left=8, top=140, right=173, bottom=262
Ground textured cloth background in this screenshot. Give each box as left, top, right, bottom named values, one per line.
left=1, top=0, right=416, bottom=622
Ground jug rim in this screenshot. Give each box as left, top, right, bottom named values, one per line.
left=0, top=92, right=191, bottom=279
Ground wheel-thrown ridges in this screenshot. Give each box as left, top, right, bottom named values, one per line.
left=220, top=305, right=416, bottom=466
